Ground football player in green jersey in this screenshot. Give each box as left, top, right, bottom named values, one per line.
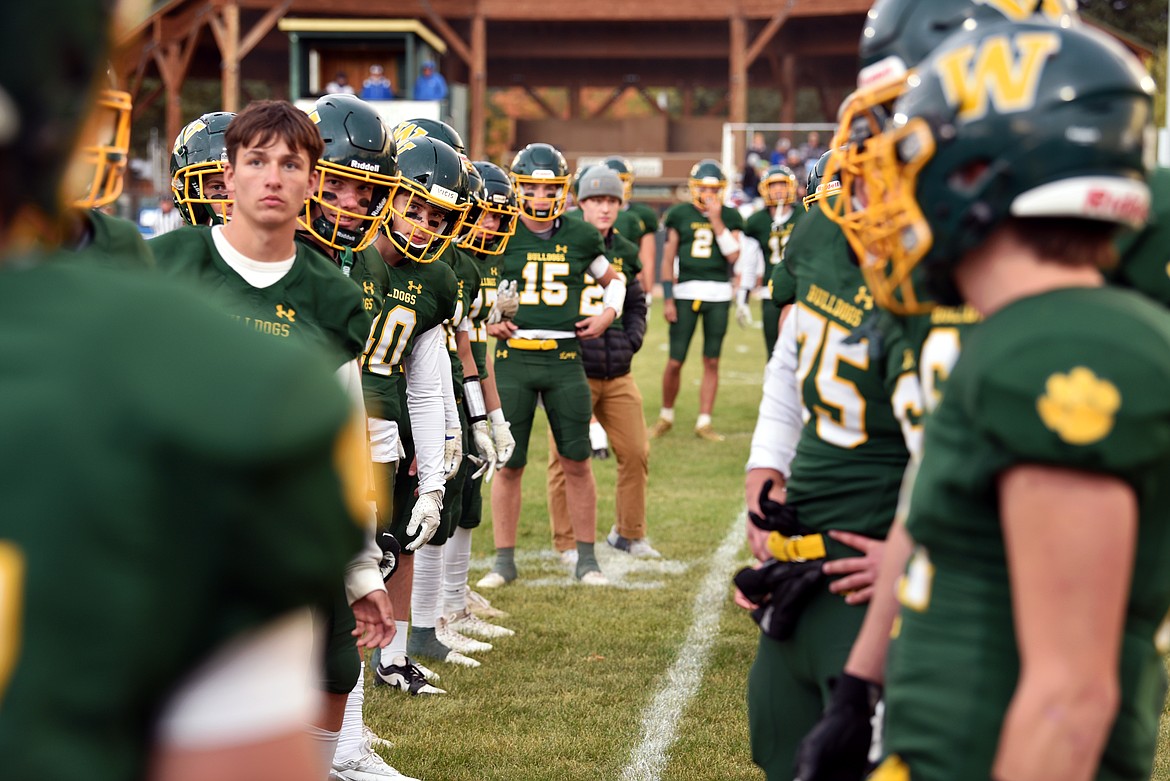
left=740, top=189, right=920, bottom=781
left=801, top=17, right=1166, bottom=781
left=478, top=142, right=626, bottom=586
left=172, top=111, right=236, bottom=227
left=736, top=164, right=802, bottom=356
left=0, top=4, right=375, bottom=780
left=442, top=160, right=520, bottom=632
left=363, top=134, right=470, bottom=683
left=546, top=166, right=655, bottom=560
left=1110, top=165, right=1170, bottom=308
left=151, top=101, right=400, bottom=775
left=602, top=155, right=661, bottom=298
left=652, top=158, right=745, bottom=441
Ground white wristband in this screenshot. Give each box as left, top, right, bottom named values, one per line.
left=488, top=408, right=507, bottom=427
left=602, top=276, right=627, bottom=318
left=716, top=229, right=739, bottom=256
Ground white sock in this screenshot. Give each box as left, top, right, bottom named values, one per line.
left=659, top=407, right=675, bottom=423
left=411, top=544, right=444, bottom=630
left=333, top=662, right=367, bottom=764
left=443, top=527, right=473, bottom=615
left=374, top=621, right=409, bottom=669
left=307, top=724, right=340, bottom=769
left=696, top=413, right=712, bottom=428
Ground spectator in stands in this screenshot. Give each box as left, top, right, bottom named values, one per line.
left=798, top=131, right=826, bottom=166
left=325, top=71, right=355, bottom=95
left=742, top=131, right=768, bottom=197
left=770, top=136, right=791, bottom=166
left=360, top=64, right=395, bottom=100
left=786, top=148, right=809, bottom=185
left=413, top=60, right=448, bottom=101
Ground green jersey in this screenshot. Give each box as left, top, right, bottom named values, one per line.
left=663, top=203, right=745, bottom=284
left=627, top=201, right=659, bottom=241
left=581, top=230, right=640, bottom=331
left=360, top=256, right=458, bottom=422
left=0, top=256, right=361, bottom=781
left=79, top=209, right=155, bottom=269
left=783, top=206, right=914, bottom=546
left=466, top=251, right=497, bottom=380
left=151, top=226, right=370, bottom=368
left=441, top=246, right=483, bottom=386
left=1111, top=166, right=1170, bottom=307
left=744, top=205, right=802, bottom=300
left=500, top=217, right=607, bottom=332
left=886, top=287, right=1170, bottom=781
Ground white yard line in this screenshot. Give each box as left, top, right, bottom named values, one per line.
left=620, top=510, right=747, bottom=781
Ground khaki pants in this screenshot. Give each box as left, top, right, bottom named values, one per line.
left=547, top=373, right=649, bottom=550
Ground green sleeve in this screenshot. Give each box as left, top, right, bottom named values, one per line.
left=723, top=206, right=745, bottom=232
left=769, top=256, right=796, bottom=305
left=965, top=329, right=1170, bottom=480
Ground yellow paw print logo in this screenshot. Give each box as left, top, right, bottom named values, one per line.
left=1037, top=367, right=1121, bottom=445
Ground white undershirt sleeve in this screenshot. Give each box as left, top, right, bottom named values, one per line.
left=155, top=610, right=318, bottom=747
left=405, top=325, right=448, bottom=495
left=736, top=236, right=764, bottom=291
left=746, top=311, right=803, bottom=477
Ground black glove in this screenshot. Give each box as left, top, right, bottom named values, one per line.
left=378, top=531, right=401, bottom=582
left=793, top=672, right=883, bottom=781
left=748, top=479, right=807, bottom=536
left=733, top=558, right=824, bottom=641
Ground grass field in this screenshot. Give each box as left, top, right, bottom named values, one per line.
left=362, top=300, right=1170, bottom=781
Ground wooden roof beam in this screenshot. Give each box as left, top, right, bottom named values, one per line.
left=416, top=0, right=473, bottom=66
left=745, top=0, right=795, bottom=67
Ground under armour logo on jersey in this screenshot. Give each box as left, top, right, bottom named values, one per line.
left=408, top=281, right=423, bottom=293
left=490, top=267, right=499, bottom=276
left=458, top=280, right=465, bottom=293
left=363, top=281, right=376, bottom=295
left=556, top=244, right=568, bottom=254
left=496, top=348, right=508, bottom=359
left=275, top=305, right=296, bottom=322
left=854, top=286, right=874, bottom=311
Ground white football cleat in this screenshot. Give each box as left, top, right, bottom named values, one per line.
left=435, top=615, right=493, bottom=654
left=559, top=549, right=579, bottom=567
left=475, top=571, right=510, bottom=589
left=362, top=726, right=394, bottom=750
left=466, top=588, right=508, bottom=618
left=447, top=607, right=515, bottom=639
left=330, top=742, right=420, bottom=781
left=578, top=570, right=610, bottom=586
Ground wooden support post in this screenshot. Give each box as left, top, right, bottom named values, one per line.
left=682, top=85, right=694, bottom=117
left=636, top=86, right=669, bottom=117
left=730, top=11, right=747, bottom=171
left=470, top=12, right=487, bottom=160
left=781, top=53, right=796, bottom=127
left=221, top=2, right=240, bottom=113
left=568, top=83, right=582, bottom=119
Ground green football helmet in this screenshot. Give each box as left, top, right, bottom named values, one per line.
left=602, top=155, right=635, bottom=201
left=461, top=161, right=486, bottom=239
left=824, top=0, right=1083, bottom=288
left=461, top=160, right=518, bottom=256
left=688, top=159, right=727, bottom=210
left=510, top=143, right=572, bottom=221
left=803, top=151, right=841, bottom=211
left=302, top=94, right=399, bottom=251
left=759, top=164, right=797, bottom=208
left=393, top=118, right=467, bottom=158
left=384, top=135, right=471, bottom=262
left=2, top=0, right=119, bottom=230
left=170, top=112, right=235, bottom=226
left=843, top=21, right=1152, bottom=314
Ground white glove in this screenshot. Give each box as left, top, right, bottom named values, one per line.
left=443, top=427, right=463, bottom=481
left=489, top=410, right=515, bottom=468
left=405, top=490, right=443, bottom=551
left=471, top=420, right=497, bottom=482
left=644, top=291, right=653, bottom=309
left=486, top=280, right=520, bottom=325
left=736, top=301, right=754, bottom=329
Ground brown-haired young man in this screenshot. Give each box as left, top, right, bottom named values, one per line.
left=150, top=99, right=395, bottom=771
